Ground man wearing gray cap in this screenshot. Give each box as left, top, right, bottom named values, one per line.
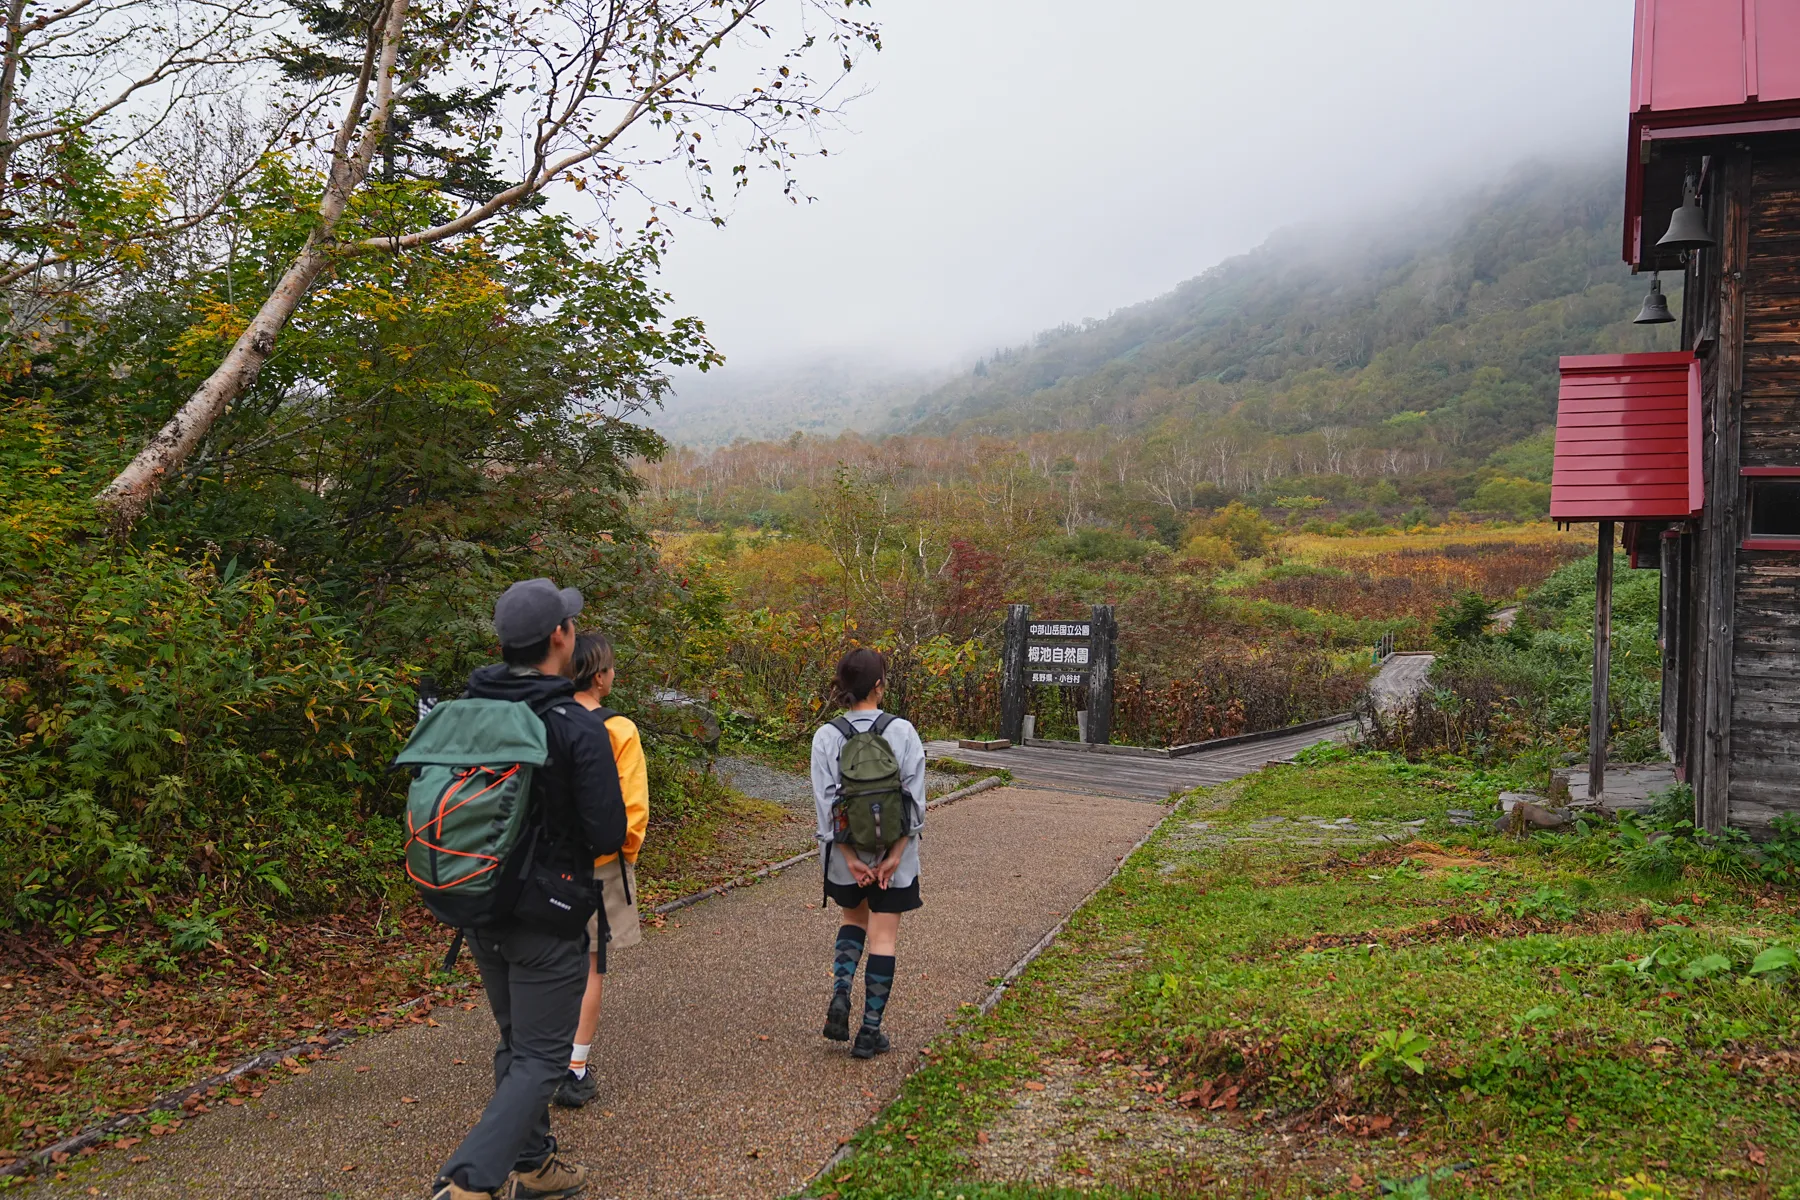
left=433, top=579, right=627, bottom=1200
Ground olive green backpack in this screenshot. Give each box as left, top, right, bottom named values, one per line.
left=830, top=713, right=910, bottom=853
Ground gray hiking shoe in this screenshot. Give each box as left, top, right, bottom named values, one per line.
left=551, top=1068, right=598, bottom=1108
left=851, top=1027, right=890, bottom=1059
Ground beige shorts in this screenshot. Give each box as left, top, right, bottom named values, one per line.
left=585, top=858, right=641, bottom=958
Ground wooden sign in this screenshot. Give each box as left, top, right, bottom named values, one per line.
left=1000, top=604, right=1118, bottom=744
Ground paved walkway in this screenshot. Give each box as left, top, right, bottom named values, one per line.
left=926, top=722, right=1355, bottom=800
left=1368, top=651, right=1435, bottom=714
left=63, top=788, right=1163, bottom=1200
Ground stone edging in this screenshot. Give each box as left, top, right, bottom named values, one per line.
left=806, top=790, right=1180, bottom=1191
left=1020, top=713, right=1354, bottom=760
left=1166, top=712, right=1354, bottom=757
left=1, top=773, right=1011, bottom=1181
left=974, top=813, right=1168, bottom=1014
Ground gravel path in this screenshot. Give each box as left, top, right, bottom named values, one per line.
left=51, top=787, right=1164, bottom=1200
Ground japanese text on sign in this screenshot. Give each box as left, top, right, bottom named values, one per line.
left=1029, top=670, right=1086, bottom=686
left=1028, top=621, right=1091, bottom=639
left=1026, top=644, right=1089, bottom=666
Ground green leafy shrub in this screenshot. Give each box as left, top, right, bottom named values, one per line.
left=1046, top=528, right=1155, bottom=564
left=1, top=546, right=411, bottom=932
left=1433, top=589, right=1498, bottom=645
left=1470, top=474, right=1551, bottom=519
left=1189, top=502, right=1276, bottom=559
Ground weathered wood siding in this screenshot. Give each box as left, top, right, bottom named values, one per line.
left=1732, top=553, right=1800, bottom=833
left=1730, top=149, right=1800, bottom=834
left=1742, top=155, right=1800, bottom=466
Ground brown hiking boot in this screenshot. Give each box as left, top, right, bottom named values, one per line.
left=510, top=1152, right=587, bottom=1199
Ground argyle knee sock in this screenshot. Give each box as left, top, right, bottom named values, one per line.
left=861, top=954, right=895, bottom=1031
left=833, top=924, right=867, bottom=997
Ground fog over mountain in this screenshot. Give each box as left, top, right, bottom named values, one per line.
left=643, top=0, right=1634, bottom=446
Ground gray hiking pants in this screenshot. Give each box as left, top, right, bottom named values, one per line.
left=439, top=923, right=588, bottom=1192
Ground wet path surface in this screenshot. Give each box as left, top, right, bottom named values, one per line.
left=925, top=721, right=1356, bottom=801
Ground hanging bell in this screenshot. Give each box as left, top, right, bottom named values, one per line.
left=1656, top=180, right=1715, bottom=251
left=1634, top=275, right=1675, bottom=324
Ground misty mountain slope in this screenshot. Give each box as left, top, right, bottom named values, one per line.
left=649, top=356, right=951, bottom=447
left=900, top=160, right=1674, bottom=460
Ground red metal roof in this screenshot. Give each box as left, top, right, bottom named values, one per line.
left=1550, top=352, right=1702, bottom=522
left=1624, top=0, right=1800, bottom=268
left=1632, top=0, right=1800, bottom=112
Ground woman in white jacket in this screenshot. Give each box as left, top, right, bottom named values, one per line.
left=811, top=648, right=926, bottom=1059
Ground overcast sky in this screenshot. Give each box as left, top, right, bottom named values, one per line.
left=654, top=0, right=1634, bottom=378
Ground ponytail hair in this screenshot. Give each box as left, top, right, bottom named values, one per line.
left=831, top=647, right=886, bottom=708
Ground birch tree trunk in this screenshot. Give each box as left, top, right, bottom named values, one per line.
left=91, top=245, right=331, bottom=526
left=93, top=0, right=410, bottom=529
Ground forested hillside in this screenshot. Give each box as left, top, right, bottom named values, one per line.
left=907, top=158, right=1671, bottom=444
left=645, top=157, right=1681, bottom=532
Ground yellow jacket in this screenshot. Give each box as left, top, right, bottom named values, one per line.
left=595, top=713, right=648, bottom=866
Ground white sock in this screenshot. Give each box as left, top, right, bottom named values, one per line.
left=569, top=1043, right=591, bottom=1078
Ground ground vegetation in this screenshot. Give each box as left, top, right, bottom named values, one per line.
left=816, top=750, right=1800, bottom=1199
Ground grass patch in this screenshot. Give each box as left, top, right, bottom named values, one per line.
left=810, top=750, right=1800, bottom=1199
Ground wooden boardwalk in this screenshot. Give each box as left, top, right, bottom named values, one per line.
left=926, top=721, right=1354, bottom=801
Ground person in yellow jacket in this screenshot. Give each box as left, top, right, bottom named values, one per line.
left=553, top=632, right=647, bottom=1109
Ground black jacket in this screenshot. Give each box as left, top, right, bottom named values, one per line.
left=464, top=663, right=626, bottom=865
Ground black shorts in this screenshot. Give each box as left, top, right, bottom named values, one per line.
left=824, top=878, right=923, bottom=914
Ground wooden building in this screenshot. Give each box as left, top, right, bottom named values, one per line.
left=1551, top=0, right=1800, bottom=834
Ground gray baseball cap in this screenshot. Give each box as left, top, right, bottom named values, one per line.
left=493, top=578, right=583, bottom=648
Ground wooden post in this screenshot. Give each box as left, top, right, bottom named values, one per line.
left=1589, top=521, right=1614, bottom=802
left=1699, top=152, right=1749, bottom=834
left=1085, top=604, right=1117, bottom=744
left=999, top=603, right=1030, bottom=744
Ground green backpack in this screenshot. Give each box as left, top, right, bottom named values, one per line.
left=395, top=698, right=550, bottom=928
left=830, top=713, right=910, bottom=853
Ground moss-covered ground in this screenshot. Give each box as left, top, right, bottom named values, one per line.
left=810, top=748, right=1800, bottom=1199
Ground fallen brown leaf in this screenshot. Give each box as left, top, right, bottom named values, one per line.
left=1022, top=1081, right=1045, bottom=1092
